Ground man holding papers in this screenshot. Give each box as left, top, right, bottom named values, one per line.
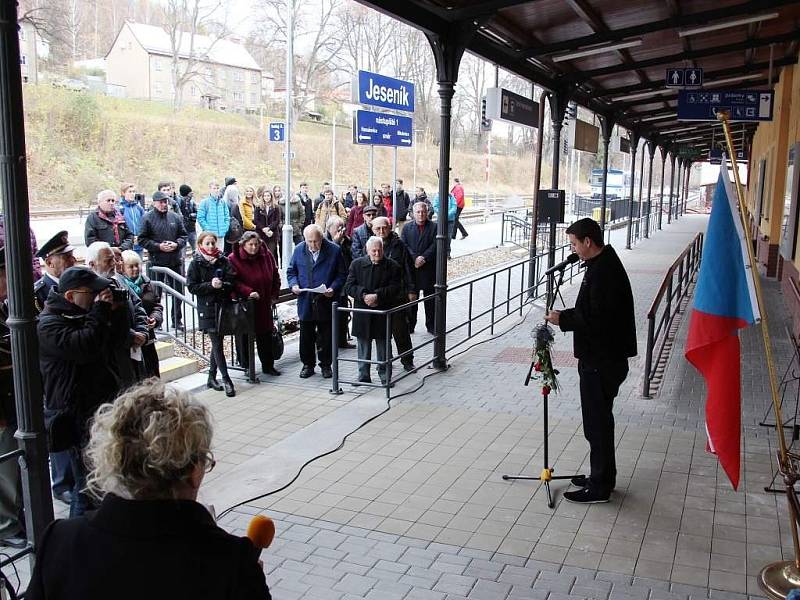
left=287, top=224, right=347, bottom=379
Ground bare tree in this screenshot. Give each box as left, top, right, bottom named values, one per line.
left=161, top=0, right=229, bottom=110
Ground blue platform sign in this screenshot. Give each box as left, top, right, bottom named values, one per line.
left=356, top=70, right=415, bottom=113
left=268, top=122, right=285, bottom=142
left=666, top=69, right=684, bottom=87
left=353, top=110, right=413, bottom=147
left=708, top=147, right=748, bottom=164
left=677, top=89, right=774, bottom=121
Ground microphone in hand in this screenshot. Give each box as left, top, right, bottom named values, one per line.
left=246, top=515, right=276, bottom=558
left=544, top=253, right=579, bottom=276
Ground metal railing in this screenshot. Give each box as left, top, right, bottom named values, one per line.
left=148, top=264, right=294, bottom=384
left=500, top=209, right=568, bottom=251
left=0, top=446, right=32, bottom=598
left=331, top=243, right=582, bottom=398
left=642, top=232, right=704, bottom=397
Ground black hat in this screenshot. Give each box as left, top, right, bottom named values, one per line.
left=179, top=184, right=192, bottom=197
left=363, top=205, right=378, bottom=215
left=224, top=176, right=237, bottom=186
left=35, top=230, right=75, bottom=260
left=59, top=267, right=111, bottom=293
left=152, top=191, right=169, bottom=202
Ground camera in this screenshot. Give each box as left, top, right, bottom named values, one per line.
left=134, top=193, right=145, bottom=207
left=108, top=280, right=129, bottom=304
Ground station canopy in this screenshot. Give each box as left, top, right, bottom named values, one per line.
left=357, top=0, right=800, bottom=160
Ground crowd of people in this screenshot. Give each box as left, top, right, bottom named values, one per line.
left=0, top=175, right=471, bottom=547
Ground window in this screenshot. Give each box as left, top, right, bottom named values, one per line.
left=251, top=71, right=259, bottom=84
left=191, top=85, right=199, bottom=97
left=19, top=55, right=26, bottom=65
left=154, top=58, right=162, bottom=71
left=233, top=91, right=243, bottom=103
left=250, top=92, right=258, bottom=104
left=234, top=70, right=244, bottom=82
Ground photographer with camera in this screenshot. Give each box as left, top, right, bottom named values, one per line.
left=139, top=191, right=188, bottom=332
left=86, top=242, right=149, bottom=388
left=38, top=266, right=120, bottom=517
left=119, top=183, right=145, bottom=255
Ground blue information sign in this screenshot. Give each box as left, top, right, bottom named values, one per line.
left=356, top=70, right=415, bottom=113
left=353, top=110, right=413, bottom=147
left=666, top=69, right=684, bottom=87
left=677, top=89, right=774, bottom=121
left=268, top=122, right=285, bottom=142
left=708, top=147, right=748, bottom=164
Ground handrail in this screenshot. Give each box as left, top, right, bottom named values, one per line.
left=642, top=232, right=704, bottom=398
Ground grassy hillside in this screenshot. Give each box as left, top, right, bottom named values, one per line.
left=23, top=85, right=567, bottom=208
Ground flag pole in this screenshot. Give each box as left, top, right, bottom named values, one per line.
left=718, top=110, right=800, bottom=599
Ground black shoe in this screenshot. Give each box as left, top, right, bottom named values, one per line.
left=571, top=474, right=588, bottom=487
left=426, top=328, right=436, bottom=335
left=402, top=362, right=415, bottom=372
left=357, top=375, right=372, bottom=384
left=223, top=378, right=236, bottom=397
left=379, top=378, right=395, bottom=388
left=563, top=488, right=610, bottom=504
left=299, top=366, right=315, bottom=378
left=461, top=233, right=468, bottom=239
left=207, top=376, right=223, bottom=391
left=53, top=490, right=73, bottom=505
left=321, top=366, right=333, bottom=379
left=174, top=323, right=185, bottom=333
left=339, top=342, right=356, bottom=349
left=262, top=367, right=282, bottom=376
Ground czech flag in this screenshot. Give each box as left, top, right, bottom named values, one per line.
left=685, top=161, right=760, bottom=490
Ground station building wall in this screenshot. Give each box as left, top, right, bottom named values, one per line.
left=748, top=62, right=800, bottom=337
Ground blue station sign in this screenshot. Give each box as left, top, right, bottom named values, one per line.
left=708, top=147, right=748, bottom=164
left=356, top=70, right=415, bottom=113
left=268, top=122, right=285, bottom=142
left=353, top=110, right=413, bottom=147
left=677, top=89, right=774, bottom=121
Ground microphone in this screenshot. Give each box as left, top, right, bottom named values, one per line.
left=544, top=253, right=579, bottom=276
left=246, top=515, right=276, bottom=555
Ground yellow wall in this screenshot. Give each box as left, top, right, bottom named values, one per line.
left=748, top=63, right=800, bottom=268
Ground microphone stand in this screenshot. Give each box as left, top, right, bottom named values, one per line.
left=502, top=265, right=579, bottom=509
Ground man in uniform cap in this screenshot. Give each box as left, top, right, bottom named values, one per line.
left=33, top=232, right=77, bottom=504
left=34, top=231, right=76, bottom=314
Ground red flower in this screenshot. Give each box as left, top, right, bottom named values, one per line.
left=542, top=385, right=551, bottom=395
left=534, top=362, right=542, bottom=372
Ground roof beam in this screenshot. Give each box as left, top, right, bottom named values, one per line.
left=522, top=0, right=797, bottom=57
left=446, top=0, right=544, bottom=21
left=566, top=30, right=800, bottom=82
left=352, top=0, right=448, bottom=36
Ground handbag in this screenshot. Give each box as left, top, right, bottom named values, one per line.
left=217, top=299, right=253, bottom=336
left=225, top=203, right=244, bottom=243
left=271, top=306, right=284, bottom=360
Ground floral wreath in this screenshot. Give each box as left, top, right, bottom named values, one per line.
left=530, top=322, right=559, bottom=395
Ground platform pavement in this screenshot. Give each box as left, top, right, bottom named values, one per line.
left=185, top=213, right=796, bottom=600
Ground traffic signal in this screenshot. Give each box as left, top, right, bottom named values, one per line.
left=480, top=97, right=492, bottom=132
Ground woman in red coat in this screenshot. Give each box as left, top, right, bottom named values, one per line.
left=228, top=231, right=282, bottom=377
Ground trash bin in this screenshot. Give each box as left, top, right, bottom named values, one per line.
left=592, top=207, right=611, bottom=222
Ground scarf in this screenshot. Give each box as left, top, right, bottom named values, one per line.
left=199, top=245, right=221, bottom=264
left=123, top=275, right=144, bottom=297
left=96, top=209, right=127, bottom=245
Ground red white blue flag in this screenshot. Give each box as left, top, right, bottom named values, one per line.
left=685, top=161, right=760, bottom=490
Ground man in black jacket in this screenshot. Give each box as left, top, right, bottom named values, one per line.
left=345, top=237, right=403, bottom=385
left=545, top=218, right=636, bottom=504
left=84, top=189, right=134, bottom=251
left=372, top=217, right=415, bottom=371
left=394, top=178, right=411, bottom=232
left=38, top=267, right=118, bottom=517
left=401, top=202, right=437, bottom=334
left=139, top=191, right=188, bottom=330
left=177, top=184, right=198, bottom=252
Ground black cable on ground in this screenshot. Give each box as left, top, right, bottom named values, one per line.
left=216, top=301, right=540, bottom=521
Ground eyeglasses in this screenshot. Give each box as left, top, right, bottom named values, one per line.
left=200, top=451, right=216, bottom=473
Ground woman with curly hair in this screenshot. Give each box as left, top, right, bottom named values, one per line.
left=26, top=380, right=271, bottom=600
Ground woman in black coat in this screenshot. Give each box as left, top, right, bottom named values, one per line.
left=255, top=186, right=282, bottom=263
left=186, top=231, right=236, bottom=397
left=121, top=250, right=163, bottom=378
left=26, top=380, right=271, bottom=600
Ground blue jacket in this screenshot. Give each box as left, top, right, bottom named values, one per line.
left=120, top=199, right=145, bottom=236
left=197, top=195, right=230, bottom=239
left=432, top=193, right=457, bottom=221
left=286, top=238, right=346, bottom=321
